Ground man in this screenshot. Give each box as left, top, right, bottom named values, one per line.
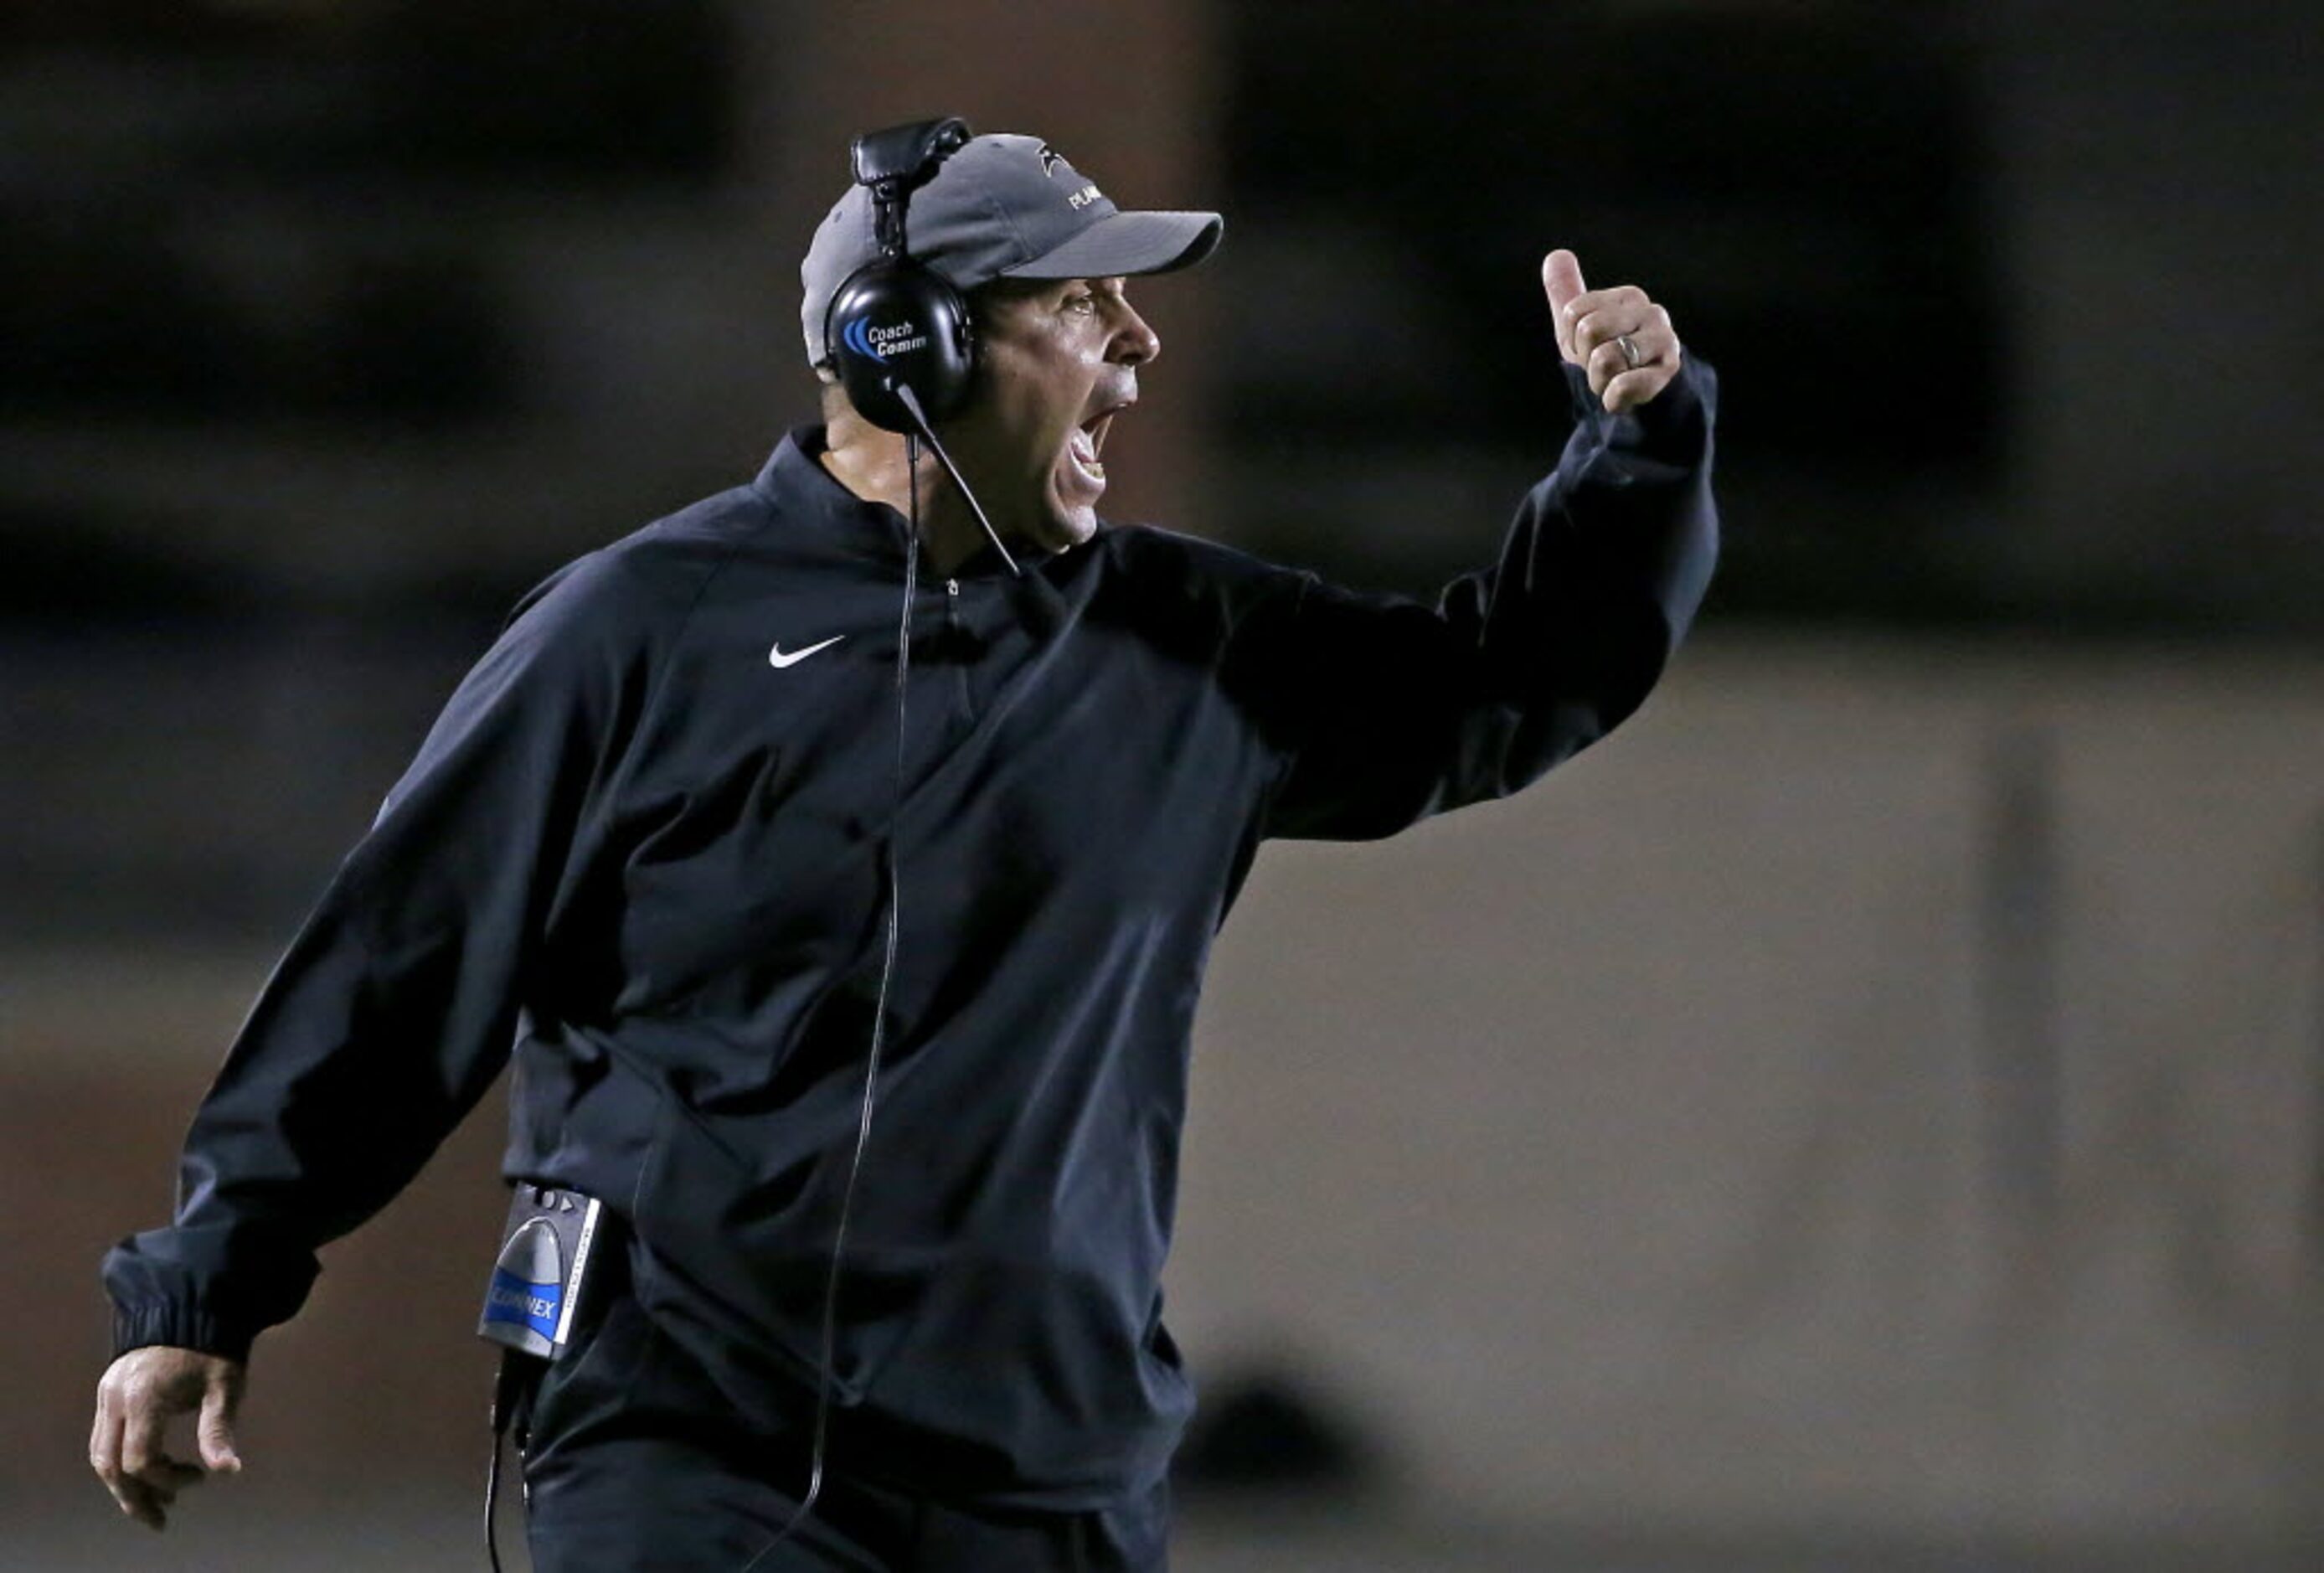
left=90, top=127, right=1716, bottom=1571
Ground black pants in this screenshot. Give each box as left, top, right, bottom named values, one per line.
left=519, top=1288, right=1170, bottom=1573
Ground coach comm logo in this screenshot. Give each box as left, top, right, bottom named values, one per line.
left=843, top=318, right=930, bottom=361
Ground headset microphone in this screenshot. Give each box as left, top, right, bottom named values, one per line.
left=891, top=382, right=1017, bottom=576
left=483, top=119, right=1109, bottom=1573
left=734, top=119, right=1014, bottom=1573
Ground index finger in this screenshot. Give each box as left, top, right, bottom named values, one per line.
left=90, top=1381, right=117, bottom=1480
left=91, top=1395, right=164, bottom=1529
left=118, top=1383, right=171, bottom=1483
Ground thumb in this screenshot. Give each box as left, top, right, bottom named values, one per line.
left=1541, top=249, right=1587, bottom=362
left=196, top=1367, right=244, bottom=1474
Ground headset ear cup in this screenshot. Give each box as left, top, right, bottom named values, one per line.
left=827, top=263, right=976, bottom=434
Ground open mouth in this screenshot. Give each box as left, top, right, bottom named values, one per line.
left=1066, top=405, right=1122, bottom=492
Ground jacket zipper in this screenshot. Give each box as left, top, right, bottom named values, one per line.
left=944, top=578, right=970, bottom=712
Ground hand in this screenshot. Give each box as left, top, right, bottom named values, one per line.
left=1541, top=249, right=1683, bottom=414
left=90, top=1346, right=245, bottom=1530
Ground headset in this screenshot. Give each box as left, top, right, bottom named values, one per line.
left=822, top=114, right=1017, bottom=575
left=824, top=116, right=978, bottom=435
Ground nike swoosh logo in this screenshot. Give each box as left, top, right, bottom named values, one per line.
left=769, top=635, right=846, bottom=669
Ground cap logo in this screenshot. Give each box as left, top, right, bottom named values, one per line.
left=1066, top=184, right=1102, bottom=210
left=843, top=317, right=929, bottom=362
left=1037, top=143, right=1063, bottom=177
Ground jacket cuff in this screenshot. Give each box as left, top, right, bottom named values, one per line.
left=111, top=1301, right=257, bottom=1364
left=1564, top=356, right=1714, bottom=460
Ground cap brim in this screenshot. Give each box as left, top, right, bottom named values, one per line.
left=1000, top=209, right=1223, bottom=282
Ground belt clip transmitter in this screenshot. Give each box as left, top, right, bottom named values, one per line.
left=477, top=1184, right=605, bottom=1359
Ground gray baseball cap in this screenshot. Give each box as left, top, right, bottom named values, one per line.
left=800, top=132, right=1223, bottom=365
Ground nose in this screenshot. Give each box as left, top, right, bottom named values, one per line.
left=1106, top=299, right=1160, bottom=367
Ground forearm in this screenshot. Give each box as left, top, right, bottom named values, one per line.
left=1258, top=355, right=1718, bottom=839
left=102, top=884, right=515, bottom=1359
left=1508, top=355, right=1720, bottom=724
left=100, top=560, right=635, bottom=1359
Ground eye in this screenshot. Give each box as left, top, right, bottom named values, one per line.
left=1061, top=290, right=1098, bottom=316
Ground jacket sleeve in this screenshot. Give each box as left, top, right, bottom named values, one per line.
left=1252, top=357, right=1719, bottom=842
left=100, top=556, right=639, bottom=1362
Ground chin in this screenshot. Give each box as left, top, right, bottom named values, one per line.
left=1028, top=494, right=1100, bottom=554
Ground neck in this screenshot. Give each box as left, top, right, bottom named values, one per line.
left=819, top=414, right=992, bottom=577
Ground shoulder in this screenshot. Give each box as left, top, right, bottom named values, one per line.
left=1079, top=523, right=1317, bottom=670
left=1096, top=522, right=1313, bottom=606
left=507, top=483, right=773, bottom=646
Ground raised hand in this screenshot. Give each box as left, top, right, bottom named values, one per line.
left=1541, top=249, right=1683, bottom=414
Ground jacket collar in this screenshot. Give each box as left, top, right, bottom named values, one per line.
left=750, top=425, right=907, bottom=565
left=749, top=425, right=1067, bottom=579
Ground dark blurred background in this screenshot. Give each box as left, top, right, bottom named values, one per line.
left=7, top=3, right=2321, bottom=1570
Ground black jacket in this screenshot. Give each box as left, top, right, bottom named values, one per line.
left=104, top=360, right=1719, bottom=1505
